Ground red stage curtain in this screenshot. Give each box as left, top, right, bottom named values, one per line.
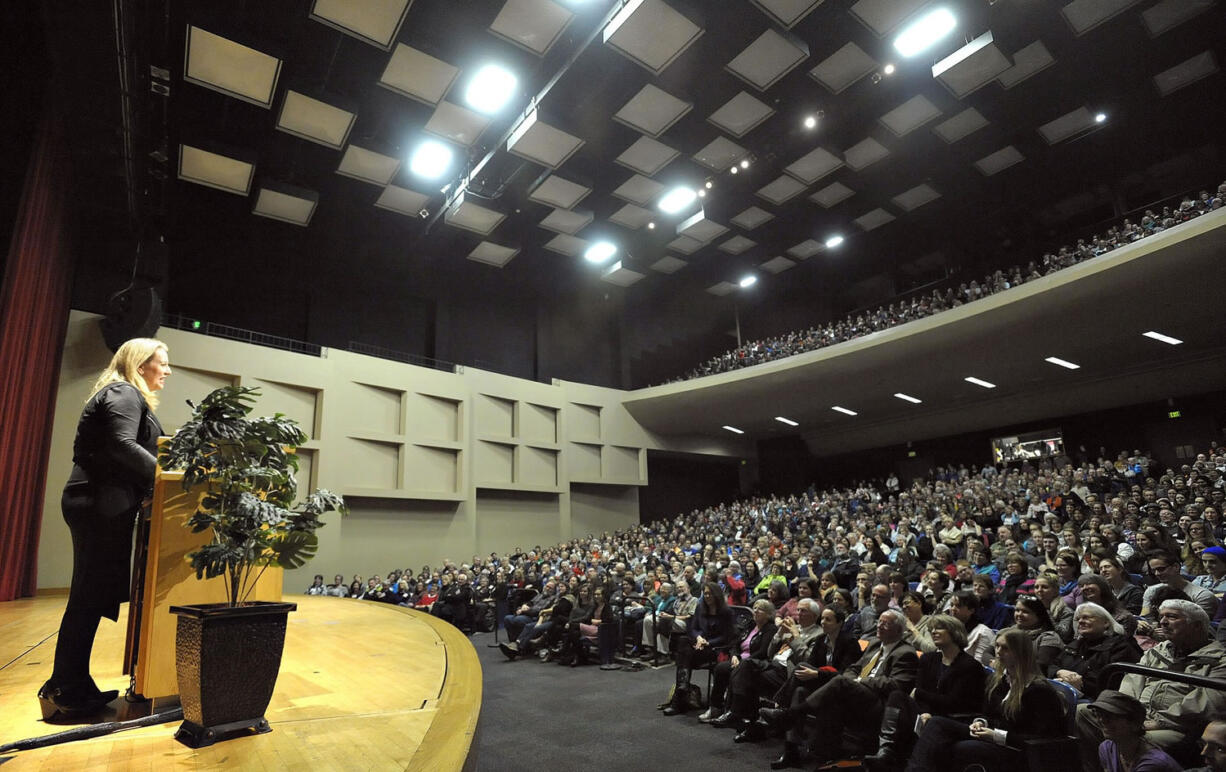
left=0, top=106, right=75, bottom=600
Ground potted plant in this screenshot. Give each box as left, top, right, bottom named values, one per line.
left=158, top=385, right=345, bottom=747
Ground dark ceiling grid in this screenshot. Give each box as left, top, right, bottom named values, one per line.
left=81, top=0, right=1223, bottom=326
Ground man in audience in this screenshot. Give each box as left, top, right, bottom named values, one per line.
left=500, top=579, right=558, bottom=658
left=1188, top=720, right=1226, bottom=772
left=1076, top=598, right=1226, bottom=771
left=760, top=609, right=919, bottom=765
left=858, top=584, right=891, bottom=641
left=1143, top=551, right=1219, bottom=619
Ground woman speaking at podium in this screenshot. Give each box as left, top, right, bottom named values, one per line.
left=38, top=338, right=169, bottom=719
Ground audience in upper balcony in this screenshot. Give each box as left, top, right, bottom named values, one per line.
left=666, top=180, right=1226, bottom=384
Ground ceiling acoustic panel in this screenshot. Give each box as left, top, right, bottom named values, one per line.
left=668, top=234, right=704, bottom=254
left=760, top=255, right=796, bottom=274
left=608, top=203, right=654, bottom=230
left=310, top=0, right=412, bottom=50
left=693, top=136, right=749, bottom=172
left=708, top=91, right=776, bottom=138
left=252, top=181, right=318, bottom=226
left=489, top=0, right=574, bottom=56
left=1153, top=51, right=1218, bottom=97
left=615, top=136, right=680, bottom=176
left=184, top=26, right=282, bottom=108
left=603, top=0, right=703, bottom=76
left=933, top=107, right=989, bottom=144
left=809, top=42, right=877, bottom=94
left=1061, top=0, right=1143, bottom=35
left=424, top=101, right=491, bottom=147
left=751, top=0, right=826, bottom=28
left=787, top=239, right=822, bottom=259
left=506, top=109, right=584, bottom=168
left=934, top=34, right=1012, bottom=98
left=879, top=95, right=942, bottom=137
left=528, top=175, right=591, bottom=209
left=853, top=208, right=896, bottom=231
left=997, top=40, right=1056, bottom=89
left=336, top=144, right=400, bottom=186
left=1142, top=0, right=1216, bottom=37
left=613, top=83, right=692, bottom=137
left=543, top=233, right=589, bottom=257
left=612, top=174, right=666, bottom=206
left=379, top=44, right=460, bottom=106
left=601, top=261, right=646, bottom=287
left=731, top=206, right=775, bottom=230
left=809, top=181, right=854, bottom=208
left=756, top=175, right=808, bottom=205
left=843, top=137, right=890, bottom=171
left=538, top=207, right=593, bottom=235
left=784, top=146, right=843, bottom=185
left=718, top=235, right=756, bottom=254
left=706, top=281, right=736, bottom=296
left=1037, top=106, right=1099, bottom=144
left=177, top=143, right=255, bottom=196
left=468, top=241, right=520, bottom=267
left=677, top=210, right=729, bottom=243
left=275, top=90, right=356, bottom=150
left=974, top=145, right=1025, bottom=176
left=444, top=194, right=506, bottom=235
left=849, top=0, right=929, bottom=36
left=725, top=28, right=809, bottom=91
left=651, top=255, right=688, bottom=273
left=374, top=184, right=429, bottom=216
left=891, top=184, right=941, bottom=212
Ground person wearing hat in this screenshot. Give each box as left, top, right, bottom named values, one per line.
left=1090, top=690, right=1182, bottom=772
left=1193, top=545, right=1226, bottom=597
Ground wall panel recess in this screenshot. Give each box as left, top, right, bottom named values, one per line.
left=567, top=403, right=602, bottom=442
left=254, top=379, right=321, bottom=439
left=404, top=444, right=461, bottom=493
left=605, top=444, right=644, bottom=481
left=351, top=382, right=404, bottom=434
left=347, top=438, right=401, bottom=488
left=567, top=441, right=602, bottom=480
left=474, top=439, right=515, bottom=484
left=406, top=392, right=461, bottom=442
left=475, top=394, right=515, bottom=438
left=518, top=402, right=558, bottom=444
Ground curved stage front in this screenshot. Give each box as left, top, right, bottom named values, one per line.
left=0, top=595, right=481, bottom=770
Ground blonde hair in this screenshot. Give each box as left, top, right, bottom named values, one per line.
left=989, top=628, right=1048, bottom=721
left=89, top=338, right=167, bottom=410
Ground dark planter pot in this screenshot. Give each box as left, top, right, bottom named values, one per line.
left=169, top=601, right=297, bottom=748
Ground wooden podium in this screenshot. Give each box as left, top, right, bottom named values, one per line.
left=125, top=466, right=282, bottom=702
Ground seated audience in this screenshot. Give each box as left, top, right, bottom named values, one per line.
left=700, top=598, right=777, bottom=724
left=1090, top=690, right=1183, bottom=772
left=948, top=590, right=996, bottom=666
left=1048, top=601, right=1142, bottom=699
left=1142, top=550, right=1219, bottom=620
left=663, top=583, right=735, bottom=716
left=1097, top=555, right=1143, bottom=615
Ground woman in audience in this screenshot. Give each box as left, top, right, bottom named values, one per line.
left=900, top=590, right=937, bottom=652
left=1193, top=544, right=1226, bottom=597
left=765, top=580, right=791, bottom=622
left=905, top=629, right=1067, bottom=772
left=777, top=578, right=816, bottom=624
left=999, top=594, right=1062, bottom=669
left=971, top=575, right=1013, bottom=630
left=998, top=552, right=1034, bottom=605
left=969, top=543, right=1001, bottom=585
left=700, top=598, right=776, bottom=723
left=663, top=583, right=735, bottom=716
left=863, top=615, right=987, bottom=772
left=1097, top=555, right=1143, bottom=615
left=817, top=572, right=839, bottom=606
left=1075, top=573, right=1137, bottom=636
left=1048, top=601, right=1141, bottom=699
left=742, top=562, right=763, bottom=599
left=1054, top=549, right=1083, bottom=598
left=1033, top=572, right=1074, bottom=642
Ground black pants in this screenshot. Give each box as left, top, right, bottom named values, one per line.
left=789, top=674, right=884, bottom=755
left=905, top=715, right=1023, bottom=772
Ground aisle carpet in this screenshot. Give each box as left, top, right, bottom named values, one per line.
left=471, top=630, right=789, bottom=772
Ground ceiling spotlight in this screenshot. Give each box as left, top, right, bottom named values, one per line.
left=698, top=189, right=706, bottom=198
left=739, top=275, right=757, bottom=288
left=883, top=63, right=896, bottom=75
left=465, top=64, right=518, bottom=114
left=705, top=180, right=713, bottom=189
left=409, top=139, right=453, bottom=179
left=894, top=7, right=957, bottom=58
left=730, top=166, right=739, bottom=174
left=803, top=115, right=817, bottom=129
left=658, top=186, right=698, bottom=214
left=584, top=241, right=617, bottom=264
left=1095, top=112, right=1107, bottom=123
left=825, top=235, right=845, bottom=248
left=740, top=159, right=750, bottom=169
left=647, top=221, right=656, bottom=229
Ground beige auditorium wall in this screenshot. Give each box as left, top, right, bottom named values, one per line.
left=38, top=312, right=747, bottom=592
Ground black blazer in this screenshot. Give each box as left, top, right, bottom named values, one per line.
left=987, top=679, right=1067, bottom=749
left=738, top=621, right=778, bottom=661
left=68, top=382, right=162, bottom=517
left=806, top=631, right=861, bottom=672
left=913, top=649, right=987, bottom=716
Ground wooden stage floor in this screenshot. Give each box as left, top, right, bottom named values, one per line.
left=0, top=595, right=481, bottom=770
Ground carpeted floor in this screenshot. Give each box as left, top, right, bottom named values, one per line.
left=471, top=630, right=793, bottom=772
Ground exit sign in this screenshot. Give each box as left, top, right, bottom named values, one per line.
left=1168, top=410, right=1182, bottom=419
left=907, top=450, right=917, bottom=458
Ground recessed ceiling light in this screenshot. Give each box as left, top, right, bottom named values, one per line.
left=409, top=139, right=453, bottom=179
left=698, top=189, right=706, bottom=198
left=893, top=8, right=956, bottom=58
left=1143, top=331, right=1183, bottom=345
left=647, top=221, right=656, bottom=229
left=658, top=186, right=698, bottom=213
left=775, top=416, right=799, bottom=426
left=705, top=180, right=713, bottom=189
left=1045, top=356, right=1080, bottom=370
left=730, top=166, right=739, bottom=174
left=825, top=235, right=845, bottom=248
left=894, top=393, right=922, bottom=404
left=964, top=376, right=996, bottom=389
left=740, top=159, right=750, bottom=169
left=831, top=406, right=857, bottom=416
left=1095, top=112, right=1107, bottom=123
left=883, top=63, right=896, bottom=76
left=739, top=275, right=757, bottom=288
left=803, top=115, right=817, bottom=129
left=465, top=64, right=518, bottom=114
left=584, top=241, right=617, bottom=264
left=722, top=425, right=745, bottom=434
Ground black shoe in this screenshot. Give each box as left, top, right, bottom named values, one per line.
left=709, top=712, right=739, bottom=729
left=662, top=704, right=686, bottom=716
left=771, top=742, right=802, bottom=769
left=697, top=706, right=720, bottom=723
left=758, top=707, right=792, bottom=729
left=499, top=643, right=518, bottom=660
left=733, top=723, right=765, bottom=743
left=37, top=681, right=117, bottom=721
